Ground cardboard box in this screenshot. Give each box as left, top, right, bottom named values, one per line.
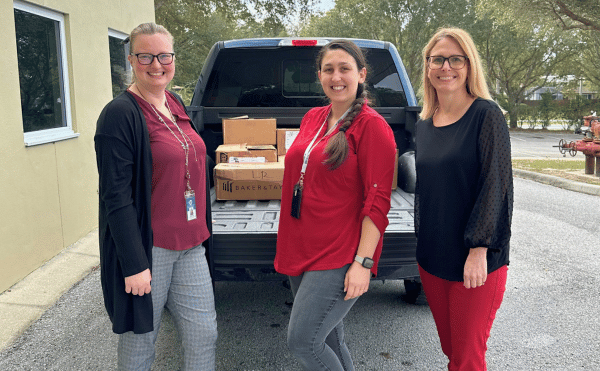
left=214, top=162, right=285, bottom=200
left=215, top=144, right=277, bottom=164
left=392, top=149, right=399, bottom=190
left=276, top=128, right=300, bottom=156
left=222, top=118, right=276, bottom=145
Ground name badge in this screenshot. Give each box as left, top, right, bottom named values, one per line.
left=185, top=190, right=197, bottom=221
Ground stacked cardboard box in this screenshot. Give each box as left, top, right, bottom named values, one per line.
left=214, top=162, right=284, bottom=200
left=215, top=118, right=283, bottom=200
left=214, top=117, right=398, bottom=199
left=276, top=128, right=300, bottom=156
left=216, top=144, right=277, bottom=164
left=222, top=118, right=276, bottom=145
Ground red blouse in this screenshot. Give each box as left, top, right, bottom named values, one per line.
left=275, top=104, right=396, bottom=276
left=130, top=90, right=210, bottom=251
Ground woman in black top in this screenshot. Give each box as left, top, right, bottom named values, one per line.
left=414, top=27, right=513, bottom=370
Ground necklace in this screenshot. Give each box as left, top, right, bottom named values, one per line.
left=133, top=87, right=197, bottom=192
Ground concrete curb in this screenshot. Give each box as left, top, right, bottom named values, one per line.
left=0, top=229, right=99, bottom=351
left=513, top=168, right=600, bottom=196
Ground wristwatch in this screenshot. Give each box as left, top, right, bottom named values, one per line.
left=354, top=255, right=374, bottom=269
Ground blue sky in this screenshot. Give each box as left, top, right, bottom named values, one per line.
left=316, top=0, right=335, bottom=11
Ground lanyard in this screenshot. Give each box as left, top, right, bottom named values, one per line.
left=134, top=88, right=199, bottom=221
left=137, top=90, right=197, bottom=192
left=298, top=107, right=350, bottom=187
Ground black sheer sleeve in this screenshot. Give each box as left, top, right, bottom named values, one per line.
left=464, top=106, right=513, bottom=250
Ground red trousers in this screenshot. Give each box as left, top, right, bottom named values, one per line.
left=419, top=265, right=507, bottom=371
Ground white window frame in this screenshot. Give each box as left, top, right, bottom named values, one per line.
left=108, top=28, right=131, bottom=95
left=108, top=28, right=130, bottom=51
left=14, top=0, right=78, bottom=147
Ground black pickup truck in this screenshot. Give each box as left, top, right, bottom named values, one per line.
left=188, top=37, right=423, bottom=300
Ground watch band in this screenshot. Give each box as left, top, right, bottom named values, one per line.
left=354, top=255, right=374, bottom=269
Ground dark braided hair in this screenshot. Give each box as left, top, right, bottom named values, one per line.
left=316, top=40, right=370, bottom=170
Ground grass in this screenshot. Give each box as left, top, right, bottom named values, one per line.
left=512, top=158, right=600, bottom=186
left=509, top=127, right=573, bottom=134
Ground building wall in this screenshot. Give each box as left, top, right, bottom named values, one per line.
left=0, top=0, right=155, bottom=293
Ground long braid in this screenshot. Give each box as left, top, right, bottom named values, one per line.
left=324, top=86, right=368, bottom=169
left=316, top=39, right=370, bottom=170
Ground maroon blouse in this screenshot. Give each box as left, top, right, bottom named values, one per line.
left=130, top=90, right=209, bottom=251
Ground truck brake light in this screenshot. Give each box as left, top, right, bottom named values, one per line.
left=292, top=40, right=318, bottom=46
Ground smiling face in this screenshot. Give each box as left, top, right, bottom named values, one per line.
left=318, top=48, right=366, bottom=110
left=128, top=33, right=175, bottom=94
left=427, top=36, right=469, bottom=97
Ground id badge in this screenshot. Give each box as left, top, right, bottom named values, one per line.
left=291, top=183, right=302, bottom=219
left=185, top=190, right=197, bottom=221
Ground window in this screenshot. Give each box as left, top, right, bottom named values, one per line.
left=283, top=60, right=323, bottom=98
left=109, top=29, right=130, bottom=97
left=201, top=47, right=408, bottom=108
left=14, top=1, right=77, bottom=146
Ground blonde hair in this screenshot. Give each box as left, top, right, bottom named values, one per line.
left=420, top=28, right=491, bottom=119
left=125, top=22, right=174, bottom=85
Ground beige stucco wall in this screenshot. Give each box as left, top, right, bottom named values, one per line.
left=0, top=0, right=155, bottom=293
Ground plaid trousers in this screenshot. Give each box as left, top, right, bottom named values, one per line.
left=118, top=244, right=217, bottom=370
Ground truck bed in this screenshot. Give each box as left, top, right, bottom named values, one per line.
left=208, top=187, right=417, bottom=281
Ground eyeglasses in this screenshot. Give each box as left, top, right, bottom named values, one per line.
left=426, top=55, right=468, bottom=70
left=132, top=53, right=175, bottom=65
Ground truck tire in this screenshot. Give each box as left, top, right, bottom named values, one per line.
left=402, top=279, right=426, bottom=305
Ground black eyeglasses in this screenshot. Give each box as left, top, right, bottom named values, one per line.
left=426, top=55, right=468, bottom=70
left=132, top=53, right=175, bottom=65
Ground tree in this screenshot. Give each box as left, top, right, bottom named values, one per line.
left=154, top=0, right=316, bottom=101
left=579, top=33, right=600, bottom=91
left=475, top=0, right=598, bottom=127
left=478, top=0, right=600, bottom=32
left=537, top=91, right=556, bottom=128
left=300, top=0, right=479, bottom=97
left=560, top=94, right=592, bottom=129
left=472, top=6, right=581, bottom=127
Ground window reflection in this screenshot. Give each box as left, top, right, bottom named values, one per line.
left=14, top=9, right=66, bottom=133
left=109, top=36, right=129, bottom=97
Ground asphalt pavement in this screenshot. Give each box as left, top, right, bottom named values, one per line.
left=0, top=129, right=598, bottom=369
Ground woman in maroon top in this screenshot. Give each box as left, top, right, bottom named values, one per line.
left=275, top=40, right=396, bottom=370
left=95, top=23, right=217, bottom=370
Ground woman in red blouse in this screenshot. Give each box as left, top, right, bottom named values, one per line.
left=275, top=40, right=396, bottom=370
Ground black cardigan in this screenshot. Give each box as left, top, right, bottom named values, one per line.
left=94, top=91, right=212, bottom=334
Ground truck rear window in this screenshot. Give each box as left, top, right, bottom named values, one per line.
left=201, top=47, right=408, bottom=108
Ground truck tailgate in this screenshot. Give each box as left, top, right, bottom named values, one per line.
left=209, top=188, right=417, bottom=281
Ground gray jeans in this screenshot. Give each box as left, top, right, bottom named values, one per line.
left=287, top=264, right=358, bottom=371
